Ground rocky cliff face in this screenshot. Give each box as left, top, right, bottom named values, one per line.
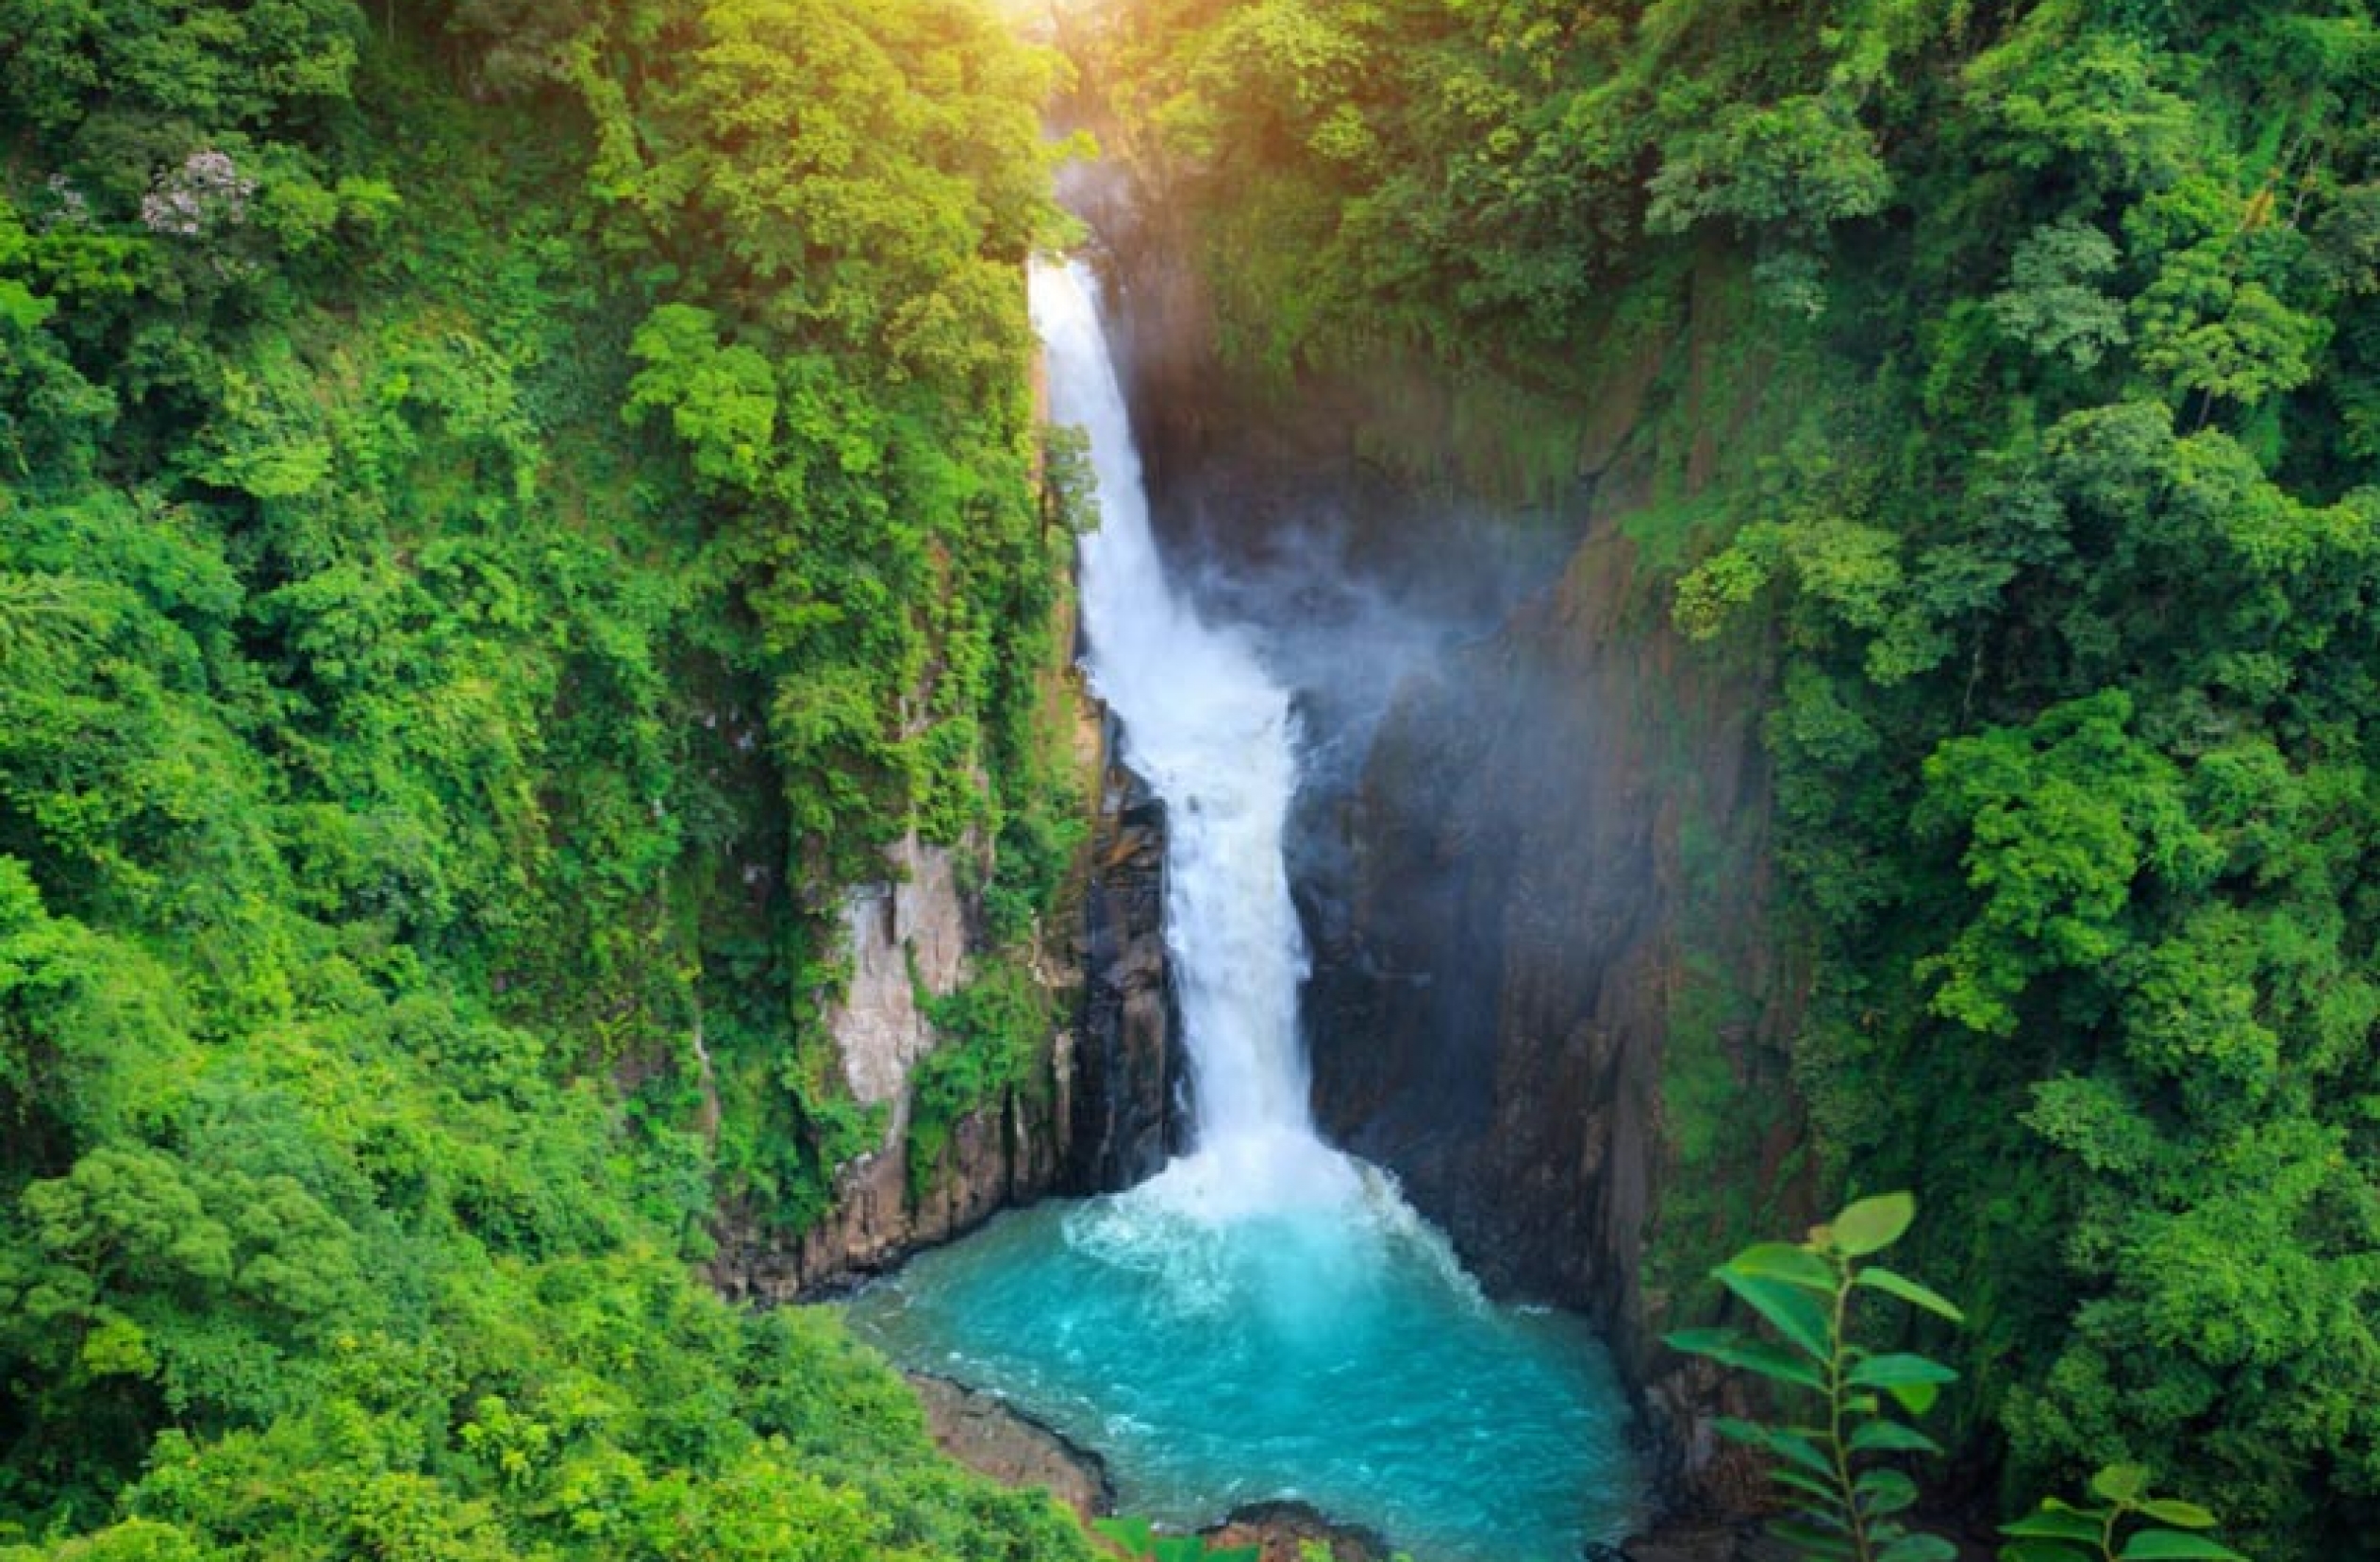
left=825, top=836, right=971, bottom=1112
left=707, top=830, right=1063, bottom=1301
left=1308, top=514, right=1787, bottom=1306
left=707, top=706, right=1175, bottom=1303
left=1070, top=728, right=1181, bottom=1189
left=1305, top=512, right=1805, bottom=1509
left=709, top=1070, right=1073, bottom=1303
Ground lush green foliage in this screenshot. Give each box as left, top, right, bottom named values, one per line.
left=1670, top=1194, right=1961, bottom=1562
left=1679, top=1201, right=2250, bottom=1562
left=908, top=961, right=1057, bottom=1196
left=2001, top=1463, right=2246, bottom=1562
left=1073, top=0, right=2380, bottom=1554
left=0, top=0, right=1094, bottom=1555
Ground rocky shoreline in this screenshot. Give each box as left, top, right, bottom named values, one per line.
left=908, top=1367, right=1411, bottom=1558
left=905, top=1362, right=1766, bottom=1562
left=908, top=1372, right=1113, bottom=1520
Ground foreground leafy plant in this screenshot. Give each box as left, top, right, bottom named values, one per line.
left=1668, top=1192, right=1961, bottom=1562
left=2001, top=1464, right=2247, bottom=1562
left=1092, top=1516, right=1260, bottom=1562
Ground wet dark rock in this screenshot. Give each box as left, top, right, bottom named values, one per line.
left=1069, top=728, right=1182, bottom=1192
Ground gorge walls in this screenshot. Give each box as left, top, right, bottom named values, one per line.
left=715, top=197, right=1808, bottom=1515
left=1094, top=220, right=1813, bottom=1508
left=1307, top=519, right=1786, bottom=1327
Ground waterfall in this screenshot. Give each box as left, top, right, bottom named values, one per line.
left=1032, top=258, right=1357, bottom=1217
left=843, top=261, right=1647, bottom=1562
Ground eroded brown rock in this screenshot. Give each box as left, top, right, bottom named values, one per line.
left=1201, top=1501, right=1389, bottom=1562
left=908, top=1373, right=1112, bottom=1521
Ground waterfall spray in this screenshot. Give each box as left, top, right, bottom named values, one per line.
left=1035, top=258, right=1357, bottom=1216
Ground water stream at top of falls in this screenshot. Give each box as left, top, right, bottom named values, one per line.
left=842, top=260, right=1643, bottom=1562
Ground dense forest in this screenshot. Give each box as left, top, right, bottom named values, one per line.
left=7, top=0, right=2380, bottom=1559
left=1062, top=0, right=2379, bottom=1556
left=0, top=0, right=1099, bottom=1556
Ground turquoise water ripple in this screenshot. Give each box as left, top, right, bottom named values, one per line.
left=843, top=1177, right=1643, bottom=1562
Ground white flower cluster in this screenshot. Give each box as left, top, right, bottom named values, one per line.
left=140, top=149, right=257, bottom=238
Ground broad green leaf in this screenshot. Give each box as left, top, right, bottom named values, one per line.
left=1719, top=1271, right=1835, bottom=1360
left=1889, top=1381, right=1941, bottom=1415
left=1206, top=1550, right=1262, bottom=1562
left=1847, top=1354, right=1957, bottom=1390
left=1751, top=1424, right=1838, bottom=1482
left=2138, top=1500, right=2219, bottom=1529
left=1770, top=1467, right=1846, bottom=1507
left=1685, top=1333, right=1827, bottom=1390
left=1151, top=1537, right=1206, bottom=1562
left=1729, top=1241, right=1839, bottom=1291
left=1666, top=1326, right=1744, bottom=1357
left=2001, top=1544, right=2093, bottom=1562
left=1714, top=1418, right=1835, bottom=1480
left=1855, top=1265, right=1967, bottom=1322
left=1727, top=1338, right=1830, bottom=1392
left=1826, top=1192, right=1916, bottom=1255
left=1850, top=1420, right=1944, bottom=1455
left=2116, top=1533, right=2246, bottom=1561
left=1094, top=1518, right=1155, bottom=1555
left=2004, top=1511, right=2108, bottom=1541
left=1877, top=1537, right=1958, bottom=1562
left=1856, top=1468, right=1919, bottom=1517
left=1838, top=1368, right=1945, bottom=1416
left=2092, top=1465, right=2153, bottom=1504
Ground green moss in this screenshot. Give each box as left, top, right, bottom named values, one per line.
left=906, top=960, right=1055, bottom=1199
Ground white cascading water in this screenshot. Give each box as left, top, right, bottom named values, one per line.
left=843, top=261, right=1644, bottom=1562
left=1034, top=257, right=1362, bottom=1220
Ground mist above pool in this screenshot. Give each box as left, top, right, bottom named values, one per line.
left=842, top=1159, right=1642, bottom=1562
